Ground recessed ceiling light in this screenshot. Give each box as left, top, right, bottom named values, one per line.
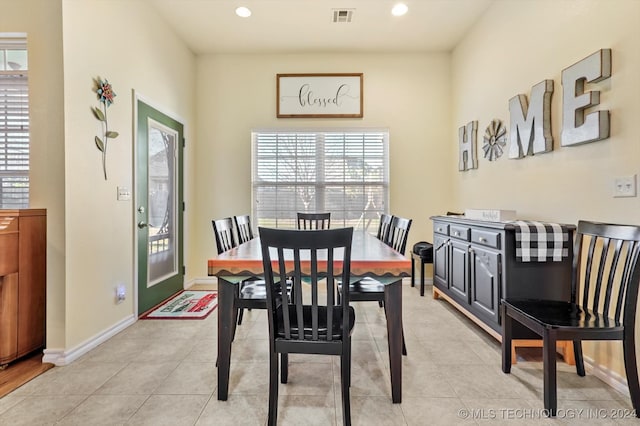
left=391, top=3, right=408, bottom=17
left=235, top=6, right=251, bottom=18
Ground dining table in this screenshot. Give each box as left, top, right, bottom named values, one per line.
left=207, top=229, right=411, bottom=403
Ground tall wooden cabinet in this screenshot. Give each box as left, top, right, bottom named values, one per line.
left=431, top=216, right=574, bottom=340
left=0, top=209, right=46, bottom=366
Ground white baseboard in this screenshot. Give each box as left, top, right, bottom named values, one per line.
left=42, top=314, right=136, bottom=366
left=408, top=277, right=434, bottom=286
left=584, top=354, right=630, bottom=397
left=184, top=277, right=217, bottom=288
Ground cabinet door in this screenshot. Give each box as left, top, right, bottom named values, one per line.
left=470, top=246, right=501, bottom=324
left=433, top=234, right=449, bottom=289
left=449, top=240, right=470, bottom=303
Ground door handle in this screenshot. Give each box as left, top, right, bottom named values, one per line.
left=138, top=221, right=149, bottom=229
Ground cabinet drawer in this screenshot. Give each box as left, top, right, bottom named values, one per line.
left=434, top=222, right=449, bottom=236
left=449, top=225, right=470, bottom=241
left=471, top=229, right=501, bottom=249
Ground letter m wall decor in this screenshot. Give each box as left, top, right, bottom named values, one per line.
left=277, top=73, right=363, bottom=118
left=508, top=80, right=554, bottom=159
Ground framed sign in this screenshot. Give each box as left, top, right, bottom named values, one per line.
left=277, top=73, right=363, bottom=118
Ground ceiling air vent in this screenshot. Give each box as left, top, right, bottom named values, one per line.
left=332, top=9, right=354, bottom=23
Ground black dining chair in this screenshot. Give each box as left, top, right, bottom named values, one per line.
left=259, top=226, right=355, bottom=426
left=212, top=217, right=237, bottom=254
left=297, top=212, right=331, bottom=230
left=337, top=215, right=412, bottom=355
left=234, top=214, right=254, bottom=244
left=501, top=220, right=640, bottom=417
left=376, top=213, right=394, bottom=242
left=212, top=217, right=266, bottom=326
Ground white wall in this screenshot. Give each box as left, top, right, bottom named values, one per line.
left=0, top=0, right=66, bottom=350
left=61, top=0, right=195, bottom=350
left=452, top=0, right=640, bottom=379
left=192, top=53, right=453, bottom=277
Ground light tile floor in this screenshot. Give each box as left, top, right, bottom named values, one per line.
left=0, top=282, right=637, bottom=425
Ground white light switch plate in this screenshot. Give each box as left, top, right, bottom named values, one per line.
left=117, top=186, right=131, bottom=201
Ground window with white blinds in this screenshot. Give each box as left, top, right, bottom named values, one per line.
left=252, top=129, right=389, bottom=232
left=0, top=38, right=29, bottom=208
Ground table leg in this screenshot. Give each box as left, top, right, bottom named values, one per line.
left=384, top=280, right=402, bottom=403
left=411, top=256, right=416, bottom=287
left=420, top=259, right=426, bottom=297
left=217, top=277, right=236, bottom=400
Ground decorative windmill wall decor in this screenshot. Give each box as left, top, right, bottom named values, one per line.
left=482, top=119, right=507, bottom=161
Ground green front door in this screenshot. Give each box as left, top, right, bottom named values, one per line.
left=136, top=98, right=184, bottom=314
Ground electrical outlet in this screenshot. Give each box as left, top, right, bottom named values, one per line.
left=116, top=284, right=126, bottom=304
left=613, top=175, right=637, bottom=198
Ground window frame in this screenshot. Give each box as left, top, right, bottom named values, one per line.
left=0, top=36, right=29, bottom=209
left=251, top=128, right=390, bottom=232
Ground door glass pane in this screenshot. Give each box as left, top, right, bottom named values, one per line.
left=147, top=119, right=177, bottom=286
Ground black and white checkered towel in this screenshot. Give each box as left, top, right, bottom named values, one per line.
left=513, top=221, right=570, bottom=262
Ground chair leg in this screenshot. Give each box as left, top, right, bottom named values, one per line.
left=268, top=350, right=279, bottom=426
left=501, top=305, right=512, bottom=373
left=543, top=330, right=558, bottom=417
left=280, top=353, right=289, bottom=384
left=237, top=308, right=244, bottom=325
left=411, top=256, right=415, bottom=287
left=573, top=340, right=585, bottom=377
left=622, top=330, right=640, bottom=416
left=341, top=346, right=352, bottom=425
left=378, top=300, right=383, bottom=308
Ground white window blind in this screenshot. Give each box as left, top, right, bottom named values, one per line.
left=0, top=38, right=29, bottom=208
left=252, top=129, right=389, bottom=232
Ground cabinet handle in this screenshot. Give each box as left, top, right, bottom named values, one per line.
left=478, top=237, right=487, bottom=243
left=468, top=247, right=475, bottom=254
left=454, top=231, right=459, bottom=236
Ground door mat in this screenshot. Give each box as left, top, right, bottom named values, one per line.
left=140, top=290, right=218, bottom=320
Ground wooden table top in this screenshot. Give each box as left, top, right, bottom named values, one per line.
left=208, top=230, right=411, bottom=278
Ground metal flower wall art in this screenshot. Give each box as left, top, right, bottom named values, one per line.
left=92, top=77, right=119, bottom=180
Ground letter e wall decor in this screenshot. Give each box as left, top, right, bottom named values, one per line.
left=561, top=49, right=612, bottom=146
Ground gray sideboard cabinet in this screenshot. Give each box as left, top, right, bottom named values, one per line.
left=431, top=216, right=575, bottom=343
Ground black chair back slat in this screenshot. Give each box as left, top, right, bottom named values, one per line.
left=602, top=239, right=624, bottom=316
left=234, top=215, right=254, bottom=244
left=592, top=237, right=611, bottom=313
left=310, top=250, right=319, bottom=340
left=294, top=249, right=305, bottom=340
left=277, top=248, right=292, bottom=339
left=579, top=234, right=597, bottom=309
left=617, top=241, right=639, bottom=323
left=212, top=217, right=237, bottom=254
left=624, top=241, right=640, bottom=326
left=326, top=248, right=334, bottom=340
left=297, top=212, right=331, bottom=230
left=377, top=214, right=393, bottom=241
